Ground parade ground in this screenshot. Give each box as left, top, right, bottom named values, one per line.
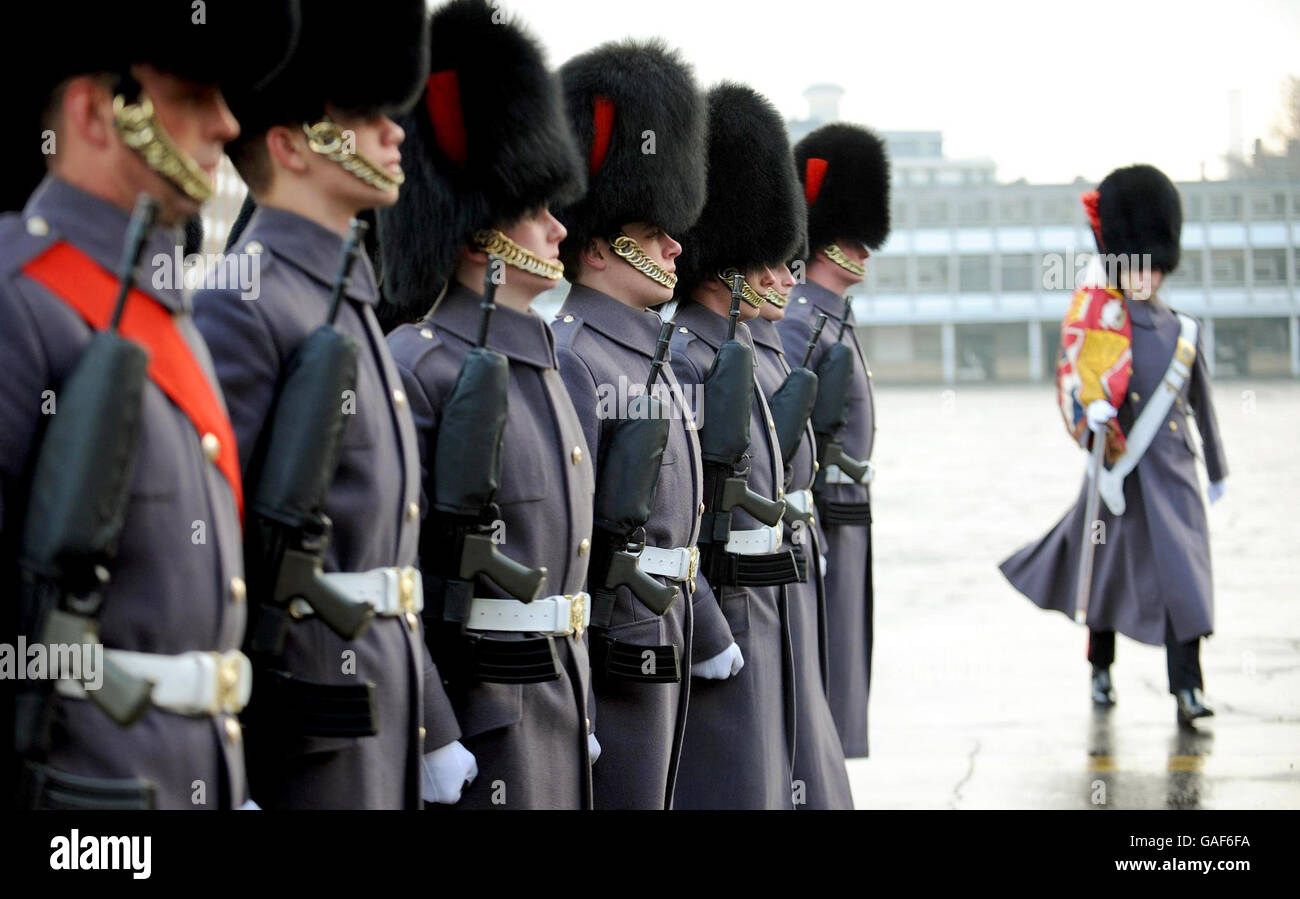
left=849, top=379, right=1300, bottom=809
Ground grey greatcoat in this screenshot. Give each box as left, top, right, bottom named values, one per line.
left=552, top=285, right=731, bottom=809
left=194, top=207, right=454, bottom=809
left=777, top=280, right=875, bottom=758
left=751, top=315, right=854, bottom=809
left=1, top=177, right=246, bottom=809
left=669, top=300, right=794, bottom=810
left=388, top=282, right=595, bottom=810
left=1000, top=296, right=1228, bottom=646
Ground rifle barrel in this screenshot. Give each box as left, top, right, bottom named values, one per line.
left=478, top=255, right=499, bottom=348
left=327, top=219, right=370, bottom=325
left=110, top=195, right=159, bottom=331
left=802, top=313, right=829, bottom=369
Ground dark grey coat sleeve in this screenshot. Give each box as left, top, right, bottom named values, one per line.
left=1188, top=325, right=1228, bottom=485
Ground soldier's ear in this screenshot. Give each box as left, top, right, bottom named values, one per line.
left=579, top=237, right=609, bottom=272
left=264, top=125, right=310, bottom=176
left=60, top=76, right=116, bottom=152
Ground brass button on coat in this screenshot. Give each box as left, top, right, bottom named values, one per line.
left=224, top=718, right=242, bottom=743
left=1169, top=420, right=1179, bottom=432
left=392, top=388, right=407, bottom=409
left=578, top=538, right=590, bottom=556
left=407, top=501, right=420, bottom=522
left=202, top=433, right=221, bottom=462
left=571, top=446, right=584, bottom=464
left=26, top=215, right=49, bottom=236
left=229, top=577, right=246, bottom=604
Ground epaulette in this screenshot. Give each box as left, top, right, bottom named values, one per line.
left=549, top=310, right=587, bottom=352
left=387, top=317, right=444, bottom=370
left=0, top=211, right=62, bottom=282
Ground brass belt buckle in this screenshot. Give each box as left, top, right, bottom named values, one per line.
left=214, top=652, right=243, bottom=715
left=567, top=593, right=587, bottom=638
left=686, top=546, right=700, bottom=583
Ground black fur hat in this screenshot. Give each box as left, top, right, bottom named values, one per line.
left=1095, top=164, right=1182, bottom=274
left=376, top=0, right=584, bottom=327
left=794, top=123, right=891, bottom=253
left=4, top=1, right=300, bottom=213
left=673, top=82, right=803, bottom=299
left=225, top=2, right=429, bottom=144
left=553, top=39, right=707, bottom=274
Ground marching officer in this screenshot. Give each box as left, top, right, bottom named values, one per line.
left=778, top=124, right=891, bottom=759
left=380, top=0, right=596, bottom=809
left=668, top=83, right=810, bottom=810
left=0, top=2, right=298, bottom=809
left=1001, top=165, right=1228, bottom=726
left=549, top=39, right=715, bottom=809
left=193, top=3, right=459, bottom=809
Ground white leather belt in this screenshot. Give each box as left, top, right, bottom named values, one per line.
left=824, top=460, right=875, bottom=485
left=637, top=545, right=700, bottom=582
left=56, top=649, right=252, bottom=717
left=726, top=523, right=783, bottom=555
left=466, top=592, right=591, bottom=637
left=786, top=489, right=815, bottom=516
left=290, top=566, right=423, bottom=620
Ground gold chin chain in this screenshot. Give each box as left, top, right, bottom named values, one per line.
left=303, top=120, right=404, bottom=192
left=474, top=229, right=565, bottom=281
left=610, top=234, right=677, bottom=290
left=824, top=243, right=867, bottom=277
left=766, top=289, right=788, bottom=309
left=112, top=94, right=214, bottom=203
left=718, top=269, right=767, bottom=309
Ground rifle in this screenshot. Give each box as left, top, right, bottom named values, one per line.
left=420, top=261, right=548, bottom=629
left=588, top=321, right=681, bottom=617
left=811, top=299, right=872, bottom=491
left=245, top=218, right=376, bottom=654
left=767, top=313, right=828, bottom=526
left=15, top=195, right=160, bottom=757
left=697, top=274, right=786, bottom=549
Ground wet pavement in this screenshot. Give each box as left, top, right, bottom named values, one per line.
left=846, top=380, right=1300, bottom=809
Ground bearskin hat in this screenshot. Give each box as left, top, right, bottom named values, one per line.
left=225, top=2, right=428, bottom=142
left=672, top=82, right=804, bottom=299
left=376, top=0, right=584, bottom=328
left=794, top=123, right=891, bottom=254
left=1095, top=164, right=1182, bottom=274
left=553, top=39, right=707, bottom=275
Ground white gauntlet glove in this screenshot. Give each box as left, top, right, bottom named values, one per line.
left=691, top=642, right=745, bottom=680
left=1086, top=399, right=1117, bottom=434
left=421, top=740, right=478, bottom=805
left=1208, top=480, right=1226, bottom=505
left=587, top=732, right=602, bottom=764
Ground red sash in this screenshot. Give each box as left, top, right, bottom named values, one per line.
left=23, top=241, right=244, bottom=523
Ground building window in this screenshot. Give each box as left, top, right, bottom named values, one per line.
left=1208, top=193, right=1242, bottom=221
left=915, top=256, right=951, bottom=292
left=999, top=197, right=1032, bottom=225
left=916, top=199, right=950, bottom=226
left=890, top=199, right=910, bottom=229
left=874, top=257, right=907, bottom=292
left=1210, top=250, right=1245, bottom=286
left=957, top=199, right=990, bottom=226
left=1183, top=194, right=1203, bottom=220
left=1252, top=248, right=1288, bottom=285
left=1250, top=192, right=1286, bottom=219
left=1167, top=253, right=1203, bottom=287
left=958, top=255, right=991, bottom=292
left=1001, top=254, right=1036, bottom=291
left=1038, top=194, right=1076, bottom=225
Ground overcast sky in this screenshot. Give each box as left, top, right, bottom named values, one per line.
left=504, top=0, right=1300, bottom=185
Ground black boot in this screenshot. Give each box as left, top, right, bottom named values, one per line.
left=1175, top=688, right=1214, bottom=726
left=1091, top=667, right=1116, bottom=707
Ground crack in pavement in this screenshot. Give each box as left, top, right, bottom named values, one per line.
left=950, top=739, right=981, bottom=808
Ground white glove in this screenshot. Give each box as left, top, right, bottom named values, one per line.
left=1208, top=480, right=1226, bottom=505
left=691, top=642, right=745, bottom=680
left=238, top=798, right=261, bottom=810
left=1086, top=399, right=1118, bottom=434
left=587, top=732, right=602, bottom=765
left=421, top=740, right=478, bottom=805
left=820, top=554, right=830, bottom=577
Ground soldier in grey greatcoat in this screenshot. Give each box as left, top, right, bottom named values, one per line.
left=1, top=2, right=298, bottom=809
left=1001, top=165, right=1228, bottom=727
left=379, top=0, right=597, bottom=809
left=778, top=124, right=892, bottom=759
left=194, top=3, right=462, bottom=809
left=549, top=41, right=716, bottom=809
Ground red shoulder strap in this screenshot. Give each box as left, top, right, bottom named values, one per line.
left=23, top=241, right=244, bottom=524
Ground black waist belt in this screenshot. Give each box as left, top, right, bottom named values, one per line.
left=20, top=761, right=156, bottom=810
left=462, top=633, right=562, bottom=685
left=590, top=630, right=681, bottom=684
left=701, top=544, right=801, bottom=588
left=250, top=669, right=379, bottom=738
left=816, top=497, right=872, bottom=528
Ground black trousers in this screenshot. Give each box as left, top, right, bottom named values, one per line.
left=1088, top=621, right=1203, bottom=693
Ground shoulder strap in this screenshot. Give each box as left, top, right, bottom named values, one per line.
left=23, top=241, right=244, bottom=523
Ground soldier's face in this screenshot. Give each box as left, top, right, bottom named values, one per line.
left=1120, top=267, right=1163, bottom=301
left=317, top=107, right=406, bottom=211
left=499, top=206, right=568, bottom=295
left=738, top=265, right=774, bottom=322
left=760, top=264, right=796, bottom=322
left=612, top=221, right=681, bottom=308
left=125, top=65, right=239, bottom=224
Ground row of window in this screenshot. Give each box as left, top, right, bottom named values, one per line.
left=890, top=189, right=1299, bottom=229
left=866, top=249, right=1297, bottom=294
